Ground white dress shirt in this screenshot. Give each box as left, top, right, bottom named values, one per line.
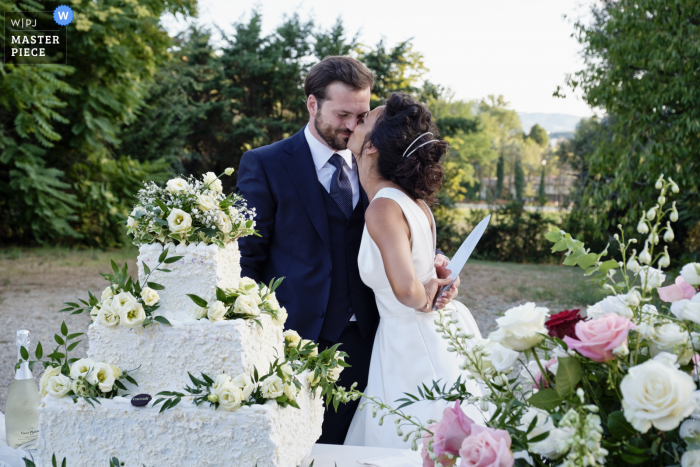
left=304, top=124, right=359, bottom=321
left=304, top=124, right=360, bottom=208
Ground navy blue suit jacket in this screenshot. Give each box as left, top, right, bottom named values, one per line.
left=235, top=129, right=379, bottom=342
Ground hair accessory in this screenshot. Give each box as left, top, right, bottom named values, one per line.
left=402, top=132, right=439, bottom=158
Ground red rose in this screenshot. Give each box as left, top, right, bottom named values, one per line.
left=545, top=309, right=584, bottom=339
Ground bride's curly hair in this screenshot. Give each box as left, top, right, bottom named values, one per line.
left=364, top=93, right=447, bottom=205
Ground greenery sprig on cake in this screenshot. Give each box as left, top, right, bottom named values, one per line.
left=127, top=169, right=256, bottom=247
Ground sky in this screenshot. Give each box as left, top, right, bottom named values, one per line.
left=162, top=0, right=595, bottom=118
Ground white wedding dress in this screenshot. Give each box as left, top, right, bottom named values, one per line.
left=344, top=187, right=485, bottom=448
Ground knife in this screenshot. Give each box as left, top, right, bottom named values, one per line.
left=432, top=214, right=491, bottom=310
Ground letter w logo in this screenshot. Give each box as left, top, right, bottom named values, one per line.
left=57, top=11, right=69, bottom=20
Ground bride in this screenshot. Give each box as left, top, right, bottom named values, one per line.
left=343, top=93, right=485, bottom=448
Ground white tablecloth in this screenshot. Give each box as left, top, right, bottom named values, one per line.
left=302, top=444, right=422, bottom=467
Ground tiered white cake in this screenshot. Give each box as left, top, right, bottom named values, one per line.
left=36, top=241, right=323, bottom=467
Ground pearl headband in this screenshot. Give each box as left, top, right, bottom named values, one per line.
left=402, top=132, right=440, bottom=158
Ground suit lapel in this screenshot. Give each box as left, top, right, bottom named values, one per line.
left=282, top=130, right=331, bottom=255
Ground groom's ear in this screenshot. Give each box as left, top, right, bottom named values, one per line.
left=307, top=94, right=320, bottom=118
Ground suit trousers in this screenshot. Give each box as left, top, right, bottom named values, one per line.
left=317, top=322, right=376, bottom=445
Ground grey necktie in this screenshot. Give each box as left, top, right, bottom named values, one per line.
left=328, top=154, right=353, bottom=219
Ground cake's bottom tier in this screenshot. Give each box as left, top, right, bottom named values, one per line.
left=36, top=388, right=324, bottom=467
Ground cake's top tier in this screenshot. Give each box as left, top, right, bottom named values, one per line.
left=137, top=241, right=242, bottom=322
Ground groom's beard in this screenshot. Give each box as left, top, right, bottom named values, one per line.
left=314, top=113, right=350, bottom=151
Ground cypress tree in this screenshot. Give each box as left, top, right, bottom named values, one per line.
left=514, top=156, right=525, bottom=201
left=496, top=152, right=504, bottom=199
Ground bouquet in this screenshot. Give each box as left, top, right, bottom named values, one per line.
left=187, top=277, right=287, bottom=326
left=335, top=174, right=700, bottom=467
left=127, top=169, right=256, bottom=247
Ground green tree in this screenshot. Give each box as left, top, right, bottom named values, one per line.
left=561, top=0, right=700, bottom=259
left=495, top=153, right=505, bottom=199
left=514, top=156, right=525, bottom=201
left=538, top=165, right=546, bottom=206
left=528, top=123, right=549, bottom=148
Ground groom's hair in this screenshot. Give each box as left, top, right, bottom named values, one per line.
left=305, top=56, right=374, bottom=105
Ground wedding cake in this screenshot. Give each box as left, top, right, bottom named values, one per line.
left=33, top=172, right=335, bottom=467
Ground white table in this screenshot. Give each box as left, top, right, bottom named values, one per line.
left=301, top=444, right=422, bottom=467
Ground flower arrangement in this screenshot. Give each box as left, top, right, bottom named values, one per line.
left=61, top=249, right=183, bottom=327
left=18, top=322, right=137, bottom=407
left=127, top=169, right=256, bottom=247
left=334, top=174, right=700, bottom=467
left=187, top=277, right=287, bottom=327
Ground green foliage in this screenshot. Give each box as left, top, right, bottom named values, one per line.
left=538, top=166, right=546, bottom=206
left=496, top=153, right=505, bottom=198
left=527, top=123, right=549, bottom=148
left=514, top=156, right=525, bottom=201
left=561, top=0, right=700, bottom=264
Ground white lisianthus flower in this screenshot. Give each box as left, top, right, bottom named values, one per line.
left=39, top=365, right=63, bottom=397
left=671, top=294, right=700, bottom=324
left=110, top=365, right=122, bottom=379
left=231, top=374, right=255, bottom=400
left=207, top=300, right=227, bottom=322
left=140, top=287, right=159, bottom=306
left=213, top=374, right=232, bottom=393
left=202, top=172, right=222, bottom=193
left=86, top=362, right=116, bottom=393
left=167, top=209, right=192, bottom=234
left=47, top=374, right=71, bottom=398
left=96, top=302, right=120, bottom=327
left=639, top=266, right=666, bottom=292
left=234, top=294, right=260, bottom=316
left=101, top=286, right=115, bottom=301
left=70, top=379, right=90, bottom=397
left=272, top=306, right=288, bottom=327
left=621, top=357, right=696, bottom=432
left=261, top=375, right=285, bottom=399
left=488, top=302, right=549, bottom=351
left=118, top=301, right=146, bottom=328
left=216, top=383, right=243, bottom=411
left=238, top=277, right=258, bottom=290
left=283, top=382, right=298, bottom=401
left=307, top=372, right=321, bottom=386
left=222, top=215, right=233, bottom=234
left=224, top=167, right=234, bottom=176
left=165, top=178, right=188, bottom=194
left=585, top=290, right=640, bottom=320
left=489, top=343, right=519, bottom=374
left=681, top=264, right=700, bottom=287
left=328, top=366, right=342, bottom=382
left=111, top=291, right=137, bottom=309
left=196, top=194, right=216, bottom=212
left=649, top=323, right=691, bottom=363
left=264, top=293, right=280, bottom=311
left=70, top=358, right=96, bottom=380
left=682, top=450, right=700, bottom=467
left=301, top=339, right=318, bottom=357
left=681, top=419, right=700, bottom=449
left=193, top=306, right=208, bottom=320
left=283, top=330, right=301, bottom=347
left=280, top=363, right=294, bottom=378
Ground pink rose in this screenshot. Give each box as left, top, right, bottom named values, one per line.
left=421, top=424, right=445, bottom=467
left=563, top=313, right=636, bottom=362
left=658, top=276, right=696, bottom=303
left=458, top=425, right=514, bottom=467
left=423, top=400, right=475, bottom=463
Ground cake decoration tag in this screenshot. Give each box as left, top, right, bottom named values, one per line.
left=131, top=394, right=152, bottom=407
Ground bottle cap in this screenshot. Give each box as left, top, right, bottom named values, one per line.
left=16, top=330, right=30, bottom=349
left=15, top=329, right=33, bottom=380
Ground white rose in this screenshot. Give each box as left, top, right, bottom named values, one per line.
left=140, top=287, right=159, bottom=306
left=118, top=301, right=146, bottom=328
left=70, top=358, right=96, bottom=380
left=231, top=374, right=255, bottom=400
left=70, top=379, right=90, bottom=397
left=671, top=294, right=700, bottom=324
left=682, top=450, right=700, bottom=467
left=47, top=374, right=71, bottom=398
left=490, top=343, right=520, bottom=374
left=86, top=362, right=116, bottom=393
left=273, top=306, right=288, bottom=327
left=222, top=215, right=233, bottom=233
left=101, top=286, right=114, bottom=301
left=528, top=426, right=575, bottom=460
left=111, top=291, right=137, bottom=309
left=166, top=178, right=188, bottom=194
left=639, top=266, right=666, bottom=292
left=202, top=172, right=222, bottom=193
left=280, top=363, right=294, bottom=378
left=681, top=263, right=700, bottom=287
left=307, top=371, right=321, bottom=386
left=488, top=302, right=549, bottom=351
left=649, top=323, right=690, bottom=363
left=193, top=306, right=208, bottom=320
left=621, top=358, right=696, bottom=432
left=518, top=407, right=555, bottom=441
left=681, top=420, right=700, bottom=448
left=167, top=209, right=192, bottom=234
left=586, top=291, right=640, bottom=320
left=207, top=300, right=227, bottom=322
left=234, top=294, right=260, bottom=316
left=39, top=365, right=63, bottom=397
left=216, top=383, right=243, bottom=411
left=328, top=366, right=342, bottom=382
left=213, top=374, right=232, bottom=393
left=238, top=277, right=258, bottom=290
left=96, top=302, right=120, bottom=327
left=283, top=382, right=298, bottom=401
left=264, top=293, right=280, bottom=311
left=283, top=330, right=301, bottom=347
left=196, top=194, right=216, bottom=212
left=261, top=375, right=285, bottom=399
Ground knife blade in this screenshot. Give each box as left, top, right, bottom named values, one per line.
left=432, top=214, right=491, bottom=310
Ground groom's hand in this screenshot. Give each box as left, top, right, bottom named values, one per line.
left=434, top=254, right=460, bottom=302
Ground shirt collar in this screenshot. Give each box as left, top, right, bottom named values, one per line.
left=304, top=124, right=354, bottom=170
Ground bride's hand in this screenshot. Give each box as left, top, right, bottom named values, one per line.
left=419, top=276, right=454, bottom=312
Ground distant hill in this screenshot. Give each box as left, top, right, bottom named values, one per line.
left=518, top=112, right=586, bottom=134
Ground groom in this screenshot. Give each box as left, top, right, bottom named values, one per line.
left=236, top=56, right=456, bottom=444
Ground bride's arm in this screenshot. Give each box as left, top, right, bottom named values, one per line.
left=366, top=199, right=452, bottom=312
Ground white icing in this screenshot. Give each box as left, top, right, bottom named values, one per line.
left=36, top=379, right=324, bottom=467
left=137, top=241, right=242, bottom=322
left=87, top=315, right=284, bottom=395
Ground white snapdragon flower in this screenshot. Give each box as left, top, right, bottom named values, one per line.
left=207, top=300, right=227, bottom=322
left=203, top=172, right=222, bottom=193
left=118, top=301, right=146, bottom=328
left=639, top=266, right=666, bottom=292
left=47, top=374, right=72, bottom=398
left=140, top=287, right=159, bottom=306
left=167, top=209, right=192, bottom=234
left=39, top=365, right=62, bottom=397
left=488, top=302, right=549, bottom=351
left=261, top=375, right=285, bottom=399
left=166, top=178, right=188, bottom=194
